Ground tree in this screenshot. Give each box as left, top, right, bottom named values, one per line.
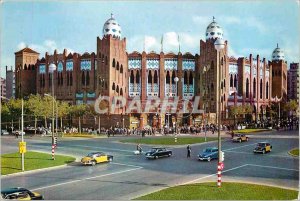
left=284, top=100, right=299, bottom=119
left=6, top=99, right=22, bottom=130
left=40, top=96, right=53, bottom=128
left=57, top=101, right=70, bottom=129
left=26, top=94, right=43, bottom=134
left=1, top=103, right=11, bottom=129
left=70, top=104, right=87, bottom=134
left=229, top=105, right=243, bottom=127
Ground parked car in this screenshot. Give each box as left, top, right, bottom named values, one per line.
left=1, top=187, right=43, bottom=200
left=198, top=147, right=218, bottom=161
left=1, top=130, right=9, bottom=135
left=12, top=130, right=25, bottom=135
left=145, top=147, right=172, bottom=159
left=81, top=152, right=113, bottom=165
left=232, top=134, right=249, bottom=143
left=253, top=142, right=272, bottom=154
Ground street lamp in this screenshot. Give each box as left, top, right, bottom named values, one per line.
left=271, top=95, right=282, bottom=128
left=203, top=65, right=211, bottom=142
left=49, top=63, right=56, bottom=160
left=214, top=37, right=225, bottom=188
left=174, top=76, right=179, bottom=142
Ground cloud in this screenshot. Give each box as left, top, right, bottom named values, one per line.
left=192, top=16, right=211, bottom=26
left=246, top=17, right=267, bottom=34
left=16, top=40, right=74, bottom=57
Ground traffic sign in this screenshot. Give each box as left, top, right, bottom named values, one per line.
left=19, top=142, right=27, bottom=154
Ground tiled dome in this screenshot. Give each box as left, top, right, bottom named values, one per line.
left=272, top=44, right=285, bottom=61
left=103, top=14, right=122, bottom=39
left=206, top=17, right=223, bottom=40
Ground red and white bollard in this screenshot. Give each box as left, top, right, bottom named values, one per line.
left=217, top=162, right=222, bottom=187
left=52, top=144, right=55, bottom=160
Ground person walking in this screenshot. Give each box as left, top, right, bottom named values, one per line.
left=137, top=143, right=142, bottom=154
left=187, top=144, right=191, bottom=158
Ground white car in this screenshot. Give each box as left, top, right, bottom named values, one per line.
left=12, top=130, right=26, bottom=135
left=1, top=130, right=9, bottom=135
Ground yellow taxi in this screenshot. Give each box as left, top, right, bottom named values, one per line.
left=253, top=142, right=272, bottom=154
left=232, top=134, right=249, bottom=143
left=81, top=152, right=113, bottom=166
left=1, top=187, right=43, bottom=200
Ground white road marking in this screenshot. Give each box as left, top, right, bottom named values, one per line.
left=223, top=143, right=257, bottom=151
left=183, top=164, right=248, bottom=185
left=246, top=164, right=299, bottom=172
left=225, top=150, right=298, bottom=159
left=31, top=167, right=143, bottom=191
left=111, top=162, right=143, bottom=168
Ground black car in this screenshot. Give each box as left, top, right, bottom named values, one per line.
left=1, top=187, right=44, bottom=200
left=145, top=147, right=172, bottom=159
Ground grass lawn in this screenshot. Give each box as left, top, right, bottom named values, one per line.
left=233, top=128, right=269, bottom=134
left=120, top=137, right=217, bottom=145
left=1, top=151, right=75, bottom=175
left=135, top=182, right=298, bottom=200
left=289, top=148, right=299, bottom=156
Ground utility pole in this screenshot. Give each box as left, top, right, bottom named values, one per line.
left=21, top=99, right=25, bottom=171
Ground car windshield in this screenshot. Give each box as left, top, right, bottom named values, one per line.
left=257, top=143, right=265, bottom=147
left=204, top=148, right=213, bottom=152
left=87, top=153, right=96, bottom=157
left=151, top=148, right=159, bottom=152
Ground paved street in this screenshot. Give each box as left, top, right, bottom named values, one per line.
left=1, top=130, right=299, bottom=199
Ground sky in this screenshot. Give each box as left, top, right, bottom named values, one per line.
left=1, top=0, right=299, bottom=77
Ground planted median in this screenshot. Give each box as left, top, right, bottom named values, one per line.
left=135, top=182, right=298, bottom=200
left=1, top=151, right=75, bottom=175
left=120, top=137, right=217, bottom=145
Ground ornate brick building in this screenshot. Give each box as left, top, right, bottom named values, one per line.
left=15, top=15, right=288, bottom=128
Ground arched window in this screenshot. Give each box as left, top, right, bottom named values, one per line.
left=136, top=70, right=140, bottom=83
left=211, top=83, right=214, bottom=90
left=272, top=71, right=274, bottom=77
left=40, top=76, right=42, bottom=87
left=260, top=79, right=263, bottom=99
left=171, top=72, right=176, bottom=84
left=70, top=73, right=73, bottom=86
left=266, top=82, right=269, bottom=99
left=32, top=65, right=35, bottom=70
left=246, top=78, right=249, bottom=98
left=189, top=73, right=193, bottom=85
left=234, top=74, right=237, bottom=88
left=148, top=71, right=152, bottom=83
left=130, top=71, right=134, bottom=83
left=82, top=71, right=85, bottom=85
left=230, top=74, right=233, bottom=87
left=116, top=85, right=119, bottom=93
left=112, top=83, right=115, bottom=90
left=112, top=58, right=116, bottom=67
left=184, top=71, right=188, bottom=84
left=211, top=61, right=214, bottom=71
left=105, top=56, right=108, bottom=65
left=60, top=73, right=63, bottom=85
left=116, top=62, right=119, bottom=70
left=253, top=78, right=256, bottom=98
left=28, top=65, right=31, bottom=70
left=86, top=71, right=90, bottom=85
left=120, top=65, right=123, bottom=73
left=120, top=88, right=123, bottom=96
left=154, top=70, right=158, bottom=83
left=166, top=71, right=170, bottom=84
left=24, top=64, right=27, bottom=70
left=223, top=79, right=226, bottom=88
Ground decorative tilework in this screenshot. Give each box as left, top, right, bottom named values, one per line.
left=128, top=58, right=141, bottom=69
left=189, top=85, right=194, bottom=93
left=260, top=68, right=263, bottom=77
left=153, top=84, right=159, bottom=93
left=183, top=59, right=195, bottom=70
left=147, top=58, right=159, bottom=69
left=76, top=100, right=84, bottom=105
left=80, top=59, right=91, bottom=70
left=76, top=93, right=84, bottom=98
left=245, top=65, right=250, bottom=74
left=229, top=63, right=238, bottom=74
left=87, top=92, right=96, bottom=98
left=66, top=60, right=73, bottom=71
left=266, top=70, right=269, bottom=77
left=147, top=84, right=152, bottom=93
left=252, top=65, right=257, bottom=76
left=164, top=58, right=177, bottom=70
left=172, top=84, right=176, bottom=93
left=39, top=64, right=46, bottom=74
left=183, top=84, right=188, bottom=93
left=57, top=62, right=63, bottom=72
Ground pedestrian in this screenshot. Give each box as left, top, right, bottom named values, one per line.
left=187, top=144, right=191, bottom=158
left=137, top=143, right=142, bottom=154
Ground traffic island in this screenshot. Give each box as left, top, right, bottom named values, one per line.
left=135, top=182, right=298, bottom=200
left=120, top=137, right=217, bottom=145
left=1, top=151, right=75, bottom=175
left=288, top=148, right=299, bottom=157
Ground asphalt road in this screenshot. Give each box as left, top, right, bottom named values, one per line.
left=1, top=130, right=299, bottom=200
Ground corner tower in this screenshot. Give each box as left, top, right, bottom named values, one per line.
left=96, top=14, right=128, bottom=115
left=269, top=44, right=287, bottom=101
left=199, top=17, right=229, bottom=123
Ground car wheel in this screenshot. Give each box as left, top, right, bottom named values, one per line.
left=91, top=160, right=96, bottom=166
left=155, top=156, right=158, bottom=159
left=239, top=139, right=242, bottom=143
left=246, top=138, right=249, bottom=142
left=109, top=157, right=113, bottom=162
left=207, top=157, right=211, bottom=162
left=168, top=153, right=172, bottom=157
left=262, top=149, right=266, bottom=154
left=269, top=148, right=272, bottom=152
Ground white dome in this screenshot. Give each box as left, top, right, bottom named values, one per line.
left=102, top=14, right=122, bottom=39
left=272, top=44, right=285, bottom=61
left=206, top=17, right=223, bottom=40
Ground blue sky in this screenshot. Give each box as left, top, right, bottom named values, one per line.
left=1, top=0, right=299, bottom=77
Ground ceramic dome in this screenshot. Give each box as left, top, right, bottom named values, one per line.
left=103, top=14, right=122, bottom=39
left=206, top=17, right=223, bottom=40
left=272, top=44, right=285, bottom=61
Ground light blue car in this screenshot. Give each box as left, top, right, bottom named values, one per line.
left=198, top=147, right=218, bottom=161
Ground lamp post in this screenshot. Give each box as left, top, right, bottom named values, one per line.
left=49, top=63, right=56, bottom=160
left=272, top=95, right=282, bottom=128
left=98, top=77, right=105, bottom=135
left=174, top=76, right=179, bottom=141
left=203, top=65, right=210, bottom=142
left=214, top=37, right=225, bottom=187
